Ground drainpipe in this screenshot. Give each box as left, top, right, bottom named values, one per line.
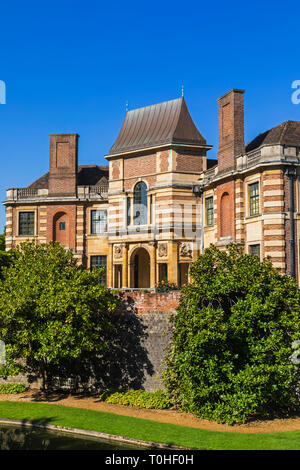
left=285, top=167, right=297, bottom=278
left=192, top=184, right=205, bottom=255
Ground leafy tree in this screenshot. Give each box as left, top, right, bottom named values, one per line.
left=0, top=228, right=10, bottom=278
left=0, top=241, right=119, bottom=390
left=0, top=228, right=5, bottom=251
left=163, top=244, right=300, bottom=424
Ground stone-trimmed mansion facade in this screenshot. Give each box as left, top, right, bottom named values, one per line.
left=4, top=89, right=300, bottom=287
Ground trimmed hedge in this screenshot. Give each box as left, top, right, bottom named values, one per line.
left=99, top=389, right=172, bottom=410
left=0, top=383, right=27, bottom=394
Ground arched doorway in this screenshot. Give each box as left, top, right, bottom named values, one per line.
left=53, top=211, right=69, bottom=247
left=130, top=247, right=150, bottom=288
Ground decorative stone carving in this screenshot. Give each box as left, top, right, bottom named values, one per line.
left=158, top=243, right=168, bottom=258
left=114, top=244, right=123, bottom=259
left=179, top=242, right=192, bottom=258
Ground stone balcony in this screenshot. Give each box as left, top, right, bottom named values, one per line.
left=5, top=185, right=109, bottom=203
left=236, top=145, right=300, bottom=171
left=203, top=145, right=300, bottom=183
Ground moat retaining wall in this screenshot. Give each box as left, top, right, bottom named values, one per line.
left=0, top=291, right=182, bottom=392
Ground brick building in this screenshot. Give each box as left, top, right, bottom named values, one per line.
left=4, top=89, right=300, bottom=287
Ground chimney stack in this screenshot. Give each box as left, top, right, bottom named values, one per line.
left=48, top=133, right=79, bottom=196
left=217, top=89, right=245, bottom=172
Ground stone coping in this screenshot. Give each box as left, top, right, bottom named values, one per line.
left=0, top=418, right=187, bottom=450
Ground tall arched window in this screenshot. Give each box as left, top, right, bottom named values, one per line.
left=133, top=181, right=148, bottom=225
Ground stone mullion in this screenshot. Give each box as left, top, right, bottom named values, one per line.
left=75, top=205, right=85, bottom=262
left=38, top=206, right=47, bottom=244
left=262, top=170, right=285, bottom=272
left=235, top=179, right=245, bottom=244
left=5, top=206, right=13, bottom=250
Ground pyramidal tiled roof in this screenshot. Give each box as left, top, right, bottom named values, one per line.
left=109, top=97, right=208, bottom=155
left=246, top=120, right=300, bottom=152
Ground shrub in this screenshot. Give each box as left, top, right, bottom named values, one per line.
left=0, top=241, right=119, bottom=391
left=0, top=383, right=27, bottom=394
left=163, top=244, right=300, bottom=425
left=99, top=389, right=172, bottom=410
left=155, top=281, right=179, bottom=293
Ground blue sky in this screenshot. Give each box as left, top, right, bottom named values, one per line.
left=0, top=0, right=300, bottom=230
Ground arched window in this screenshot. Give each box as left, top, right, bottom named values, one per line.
left=133, top=181, right=148, bottom=225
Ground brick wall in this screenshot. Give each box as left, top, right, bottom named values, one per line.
left=124, top=153, right=156, bottom=178
left=46, top=204, right=77, bottom=250
left=1, top=291, right=181, bottom=392
left=117, top=290, right=181, bottom=314
left=217, top=89, right=244, bottom=173
left=48, top=134, right=79, bottom=196
left=175, top=149, right=205, bottom=173
left=216, top=180, right=235, bottom=240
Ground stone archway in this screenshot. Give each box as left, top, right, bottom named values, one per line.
left=130, top=247, right=150, bottom=288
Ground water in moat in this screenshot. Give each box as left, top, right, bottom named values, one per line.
left=0, top=424, right=144, bottom=450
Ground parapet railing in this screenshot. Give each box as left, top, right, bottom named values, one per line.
left=5, top=185, right=109, bottom=201
left=77, top=185, right=108, bottom=199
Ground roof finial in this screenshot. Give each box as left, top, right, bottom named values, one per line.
left=126, top=101, right=129, bottom=112
left=181, top=85, right=184, bottom=97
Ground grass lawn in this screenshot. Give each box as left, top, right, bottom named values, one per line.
left=0, top=401, right=300, bottom=450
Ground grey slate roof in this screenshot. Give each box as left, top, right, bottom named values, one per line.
left=109, top=97, right=207, bottom=155
left=246, top=120, right=300, bottom=152
left=28, top=165, right=109, bottom=189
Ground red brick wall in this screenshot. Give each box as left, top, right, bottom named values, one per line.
left=159, top=151, right=169, bottom=172
left=117, top=290, right=181, bottom=314
left=175, top=149, right=205, bottom=173
left=218, top=90, right=244, bottom=173
left=216, top=181, right=235, bottom=239
left=124, top=176, right=157, bottom=191
left=48, top=134, right=79, bottom=196
left=46, top=204, right=76, bottom=250
left=112, top=160, right=121, bottom=179
left=124, top=154, right=156, bottom=178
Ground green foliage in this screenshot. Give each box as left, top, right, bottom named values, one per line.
left=163, top=244, right=300, bottom=425
left=0, top=251, right=11, bottom=279
left=0, top=383, right=27, bottom=394
left=99, top=389, right=172, bottom=410
left=0, top=228, right=11, bottom=279
left=155, top=281, right=180, bottom=293
left=0, top=232, right=5, bottom=252
left=0, top=241, right=119, bottom=390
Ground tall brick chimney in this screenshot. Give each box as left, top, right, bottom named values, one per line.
left=48, top=133, right=79, bottom=196
left=217, top=89, right=245, bottom=172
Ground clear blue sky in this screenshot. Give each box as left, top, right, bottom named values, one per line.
left=1, top=0, right=300, bottom=231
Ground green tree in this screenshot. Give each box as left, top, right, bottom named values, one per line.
left=163, top=244, right=300, bottom=424
left=0, top=229, right=5, bottom=251
left=0, top=241, right=118, bottom=390
left=0, top=228, right=10, bottom=278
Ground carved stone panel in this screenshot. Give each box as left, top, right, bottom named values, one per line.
left=158, top=243, right=168, bottom=258
left=179, top=242, right=192, bottom=258
left=114, top=244, right=123, bottom=260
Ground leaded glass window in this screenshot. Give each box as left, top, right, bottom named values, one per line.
left=133, top=182, right=147, bottom=225
left=90, top=255, right=107, bottom=285
left=249, top=182, right=259, bottom=216
left=19, top=212, right=34, bottom=236
left=249, top=244, right=260, bottom=260
left=91, top=210, right=107, bottom=234
left=205, top=196, right=214, bottom=226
